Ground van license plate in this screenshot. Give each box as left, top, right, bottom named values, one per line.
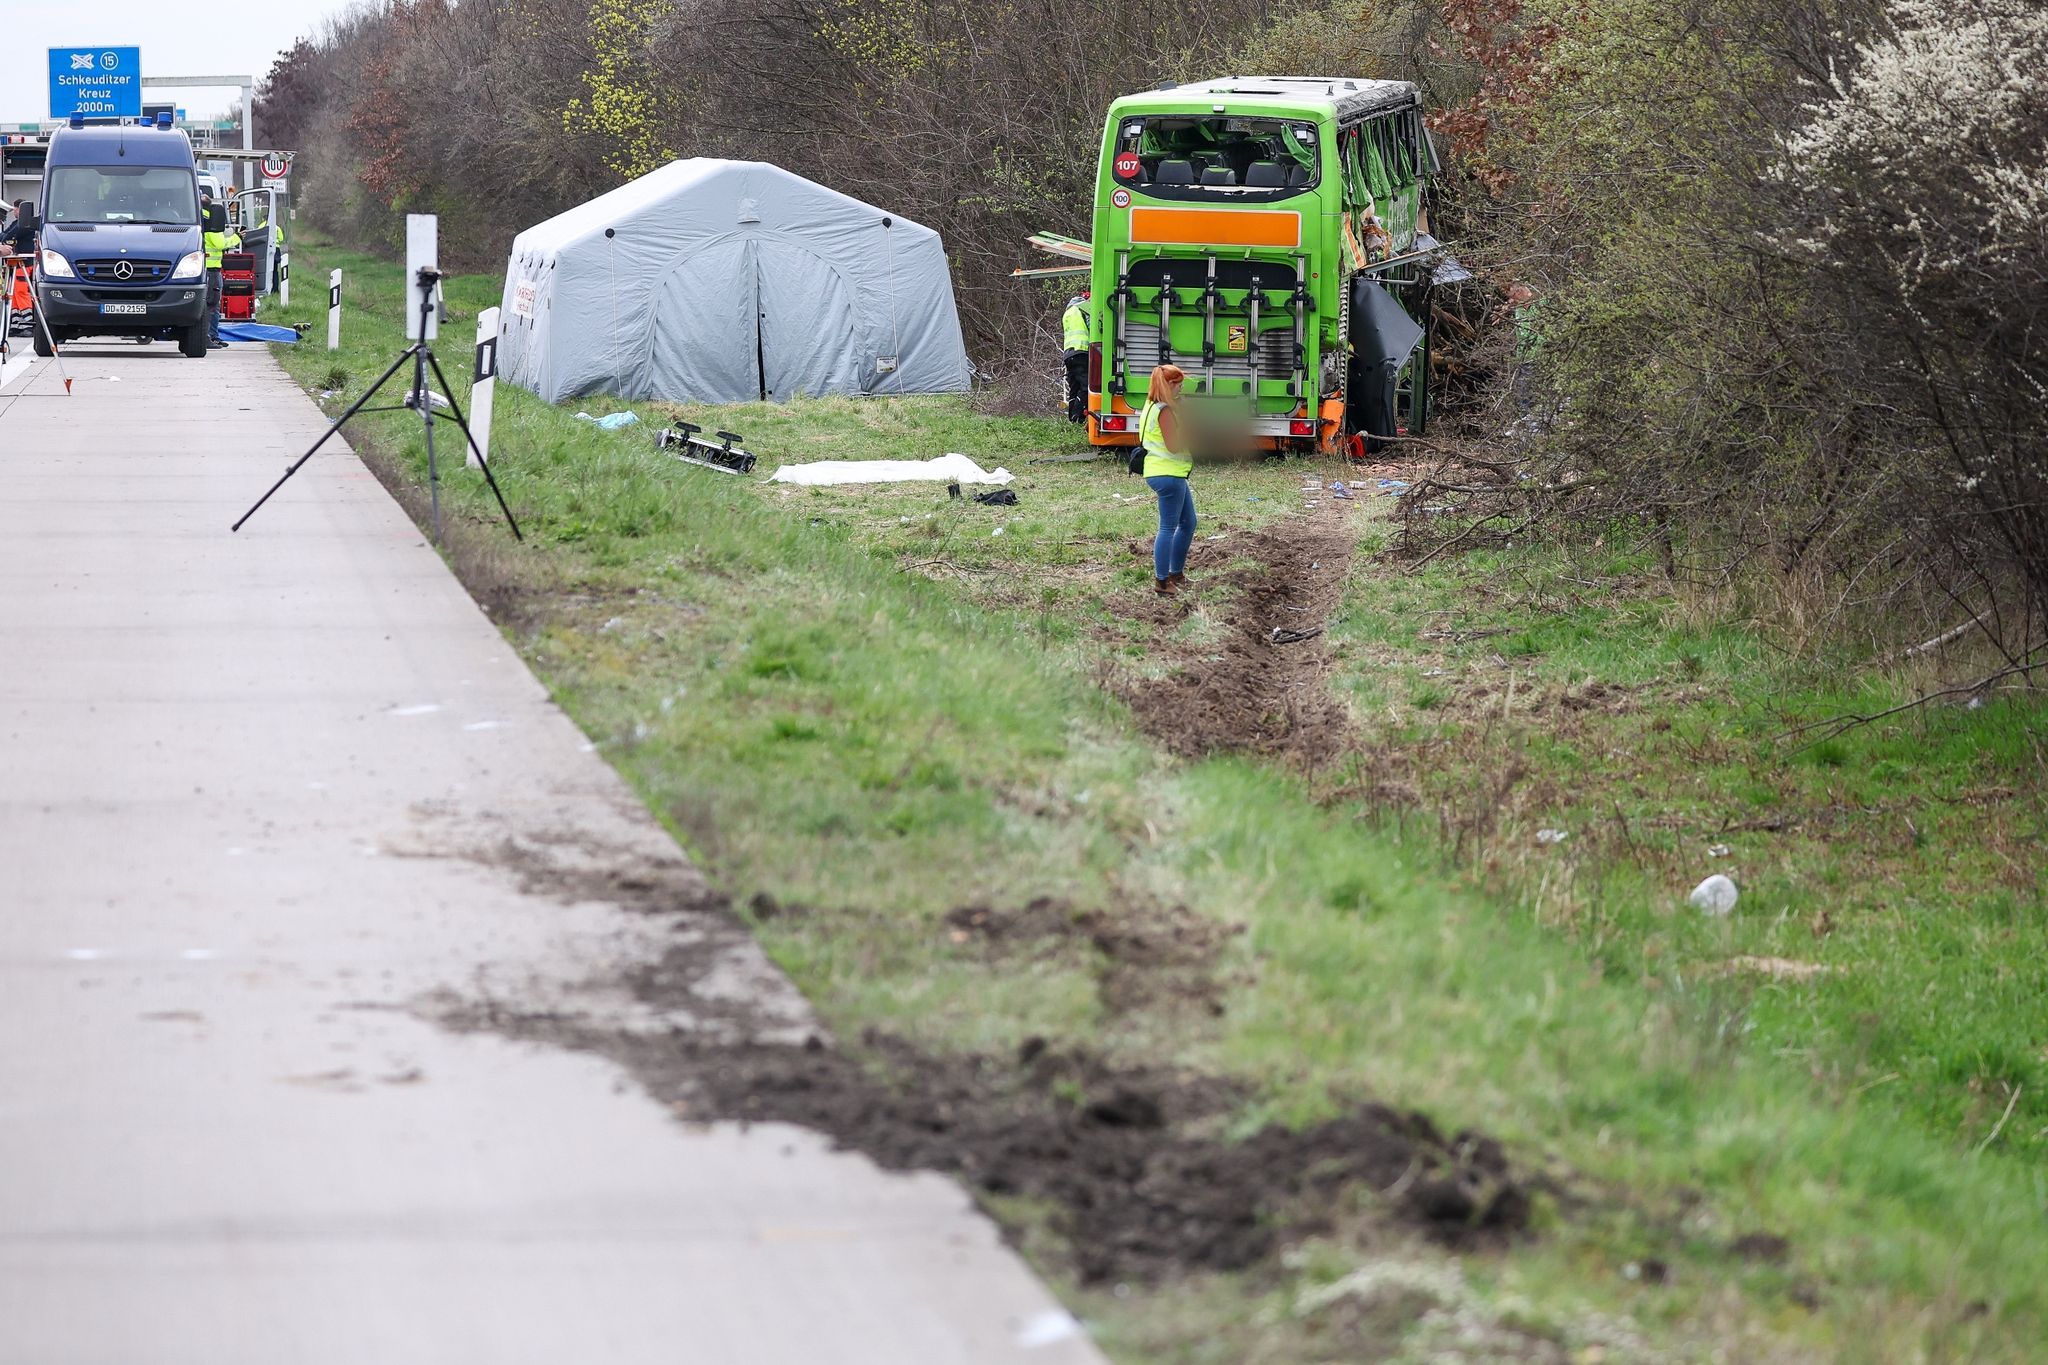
left=99, top=303, right=148, bottom=316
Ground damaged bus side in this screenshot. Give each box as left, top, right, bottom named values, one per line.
left=1064, top=76, right=1461, bottom=457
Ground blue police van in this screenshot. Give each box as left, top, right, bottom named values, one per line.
left=34, top=115, right=211, bottom=358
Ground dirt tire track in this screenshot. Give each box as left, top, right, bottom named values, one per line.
left=1115, top=504, right=1359, bottom=766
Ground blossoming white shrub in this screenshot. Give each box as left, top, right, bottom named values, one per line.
left=1784, top=0, right=2048, bottom=276
left=1777, top=0, right=2048, bottom=616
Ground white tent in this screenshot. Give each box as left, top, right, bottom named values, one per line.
left=496, top=159, right=972, bottom=406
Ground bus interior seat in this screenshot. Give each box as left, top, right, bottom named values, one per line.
left=1154, top=159, right=1196, bottom=185
left=1244, top=161, right=1287, bottom=188
left=1200, top=166, right=1238, bottom=186
left=1285, top=163, right=1311, bottom=187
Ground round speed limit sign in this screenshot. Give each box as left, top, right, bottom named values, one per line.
left=260, top=152, right=289, bottom=179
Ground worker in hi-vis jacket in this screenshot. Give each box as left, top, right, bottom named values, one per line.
left=200, top=193, right=241, bottom=349
left=1061, top=288, right=1090, bottom=424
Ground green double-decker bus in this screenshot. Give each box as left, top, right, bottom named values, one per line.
left=1050, top=76, right=1460, bottom=457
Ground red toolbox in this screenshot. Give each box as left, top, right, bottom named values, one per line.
left=220, top=249, right=256, bottom=321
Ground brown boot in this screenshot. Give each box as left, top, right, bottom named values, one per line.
left=1168, top=572, right=1187, bottom=589
left=1154, top=577, right=1176, bottom=595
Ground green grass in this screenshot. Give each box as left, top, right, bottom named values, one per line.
left=1326, top=539, right=2048, bottom=1152
left=263, top=232, right=2048, bottom=1362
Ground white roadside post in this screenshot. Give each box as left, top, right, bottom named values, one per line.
left=278, top=250, right=290, bottom=308
left=326, top=269, right=341, bottom=351
left=469, top=307, right=500, bottom=470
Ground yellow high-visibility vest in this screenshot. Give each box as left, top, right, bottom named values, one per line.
left=202, top=228, right=241, bottom=269
left=1139, top=400, right=1191, bottom=479
left=1061, top=301, right=1089, bottom=352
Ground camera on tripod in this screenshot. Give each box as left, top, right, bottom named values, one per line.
left=235, top=214, right=520, bottom=545
left=405, top=219, right=444, bottom=342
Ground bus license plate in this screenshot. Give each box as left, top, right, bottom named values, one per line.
left=99, top=303, right=147, bottom=316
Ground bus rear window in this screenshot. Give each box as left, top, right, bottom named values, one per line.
left=1111, top=116, right=1321, bottom=200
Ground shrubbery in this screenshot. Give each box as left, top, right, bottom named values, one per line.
left=1469, top=0, right=2046, bottom=649
left=261, top=0, right=2044, bottom=649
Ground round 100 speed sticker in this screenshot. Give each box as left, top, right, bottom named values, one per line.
left=1111, top=188, right=1131, bottom=209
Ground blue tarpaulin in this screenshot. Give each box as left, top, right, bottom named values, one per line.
left=219, top=323, right=300, bottom=344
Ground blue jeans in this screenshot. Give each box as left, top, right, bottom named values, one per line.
left=1146, top=475, right=1195, bottom=579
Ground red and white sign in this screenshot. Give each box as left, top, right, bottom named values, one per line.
left=260, top=152, right=288, bottom=179
left=1113, top=151, right=1141, bottom=180
left=511, top=279, right=539, bottom=319
left=1110, top=188, right=1131, bottom=209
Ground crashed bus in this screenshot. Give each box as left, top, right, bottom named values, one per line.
left=1027, top=76, right=1465, bottom=456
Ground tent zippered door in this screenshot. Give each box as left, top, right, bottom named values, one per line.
left=754, top=263, right=767, bottom=402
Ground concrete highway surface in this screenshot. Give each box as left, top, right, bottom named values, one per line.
left=0, top=344, right=1103, bottom=1364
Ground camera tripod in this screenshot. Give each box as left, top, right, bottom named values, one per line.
left=1, top=256, right=74, bottom=395
left=233, top=270, right=521, bottom=543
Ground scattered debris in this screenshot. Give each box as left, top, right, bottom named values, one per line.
left=1688, top=874, right=1739, bottom=916
left=1271, top=626, right=1323, bottom=645
left=1016, top=1310, right=1085, bottom=1348
left=574, top=409, right=638, bottom=429
left=974, top=488, right=1019, bottom=506
left=1535, top=828, right=1569, bottom=846
left=656, top=421, right=756, bottom=473
left=1706, top=843, right=1731, bottom=858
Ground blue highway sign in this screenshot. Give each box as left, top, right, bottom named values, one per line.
left=49, top=47, right=143, bottom=120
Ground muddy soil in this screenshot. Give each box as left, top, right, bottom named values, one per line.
left=641, top=1033, right=1528, bottom=1285
left=457, top=948, right=1531, bottom=1286
left=943, top=894, right=1242, bottom=1017
left=438, top=877, right=1532, bottom=1286
left=1112, top=507, right=1359, bottom=767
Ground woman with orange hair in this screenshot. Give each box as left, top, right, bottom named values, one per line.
left=1139, top=364, right=1195, bottom=594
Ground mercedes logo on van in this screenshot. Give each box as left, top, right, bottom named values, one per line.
left=112, top=260, right=135, bottom=281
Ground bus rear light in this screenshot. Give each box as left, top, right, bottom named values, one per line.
left=1288, top=419, right=1316, bottom=437
left=1098, top=413, right=1132, bottom=433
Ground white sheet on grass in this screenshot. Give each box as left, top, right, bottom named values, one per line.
left=769, top=452, right=1013, bottom=486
